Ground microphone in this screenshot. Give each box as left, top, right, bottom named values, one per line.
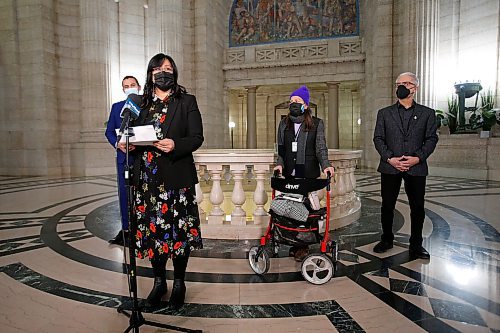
left=116, top=94, right=142, bottom=144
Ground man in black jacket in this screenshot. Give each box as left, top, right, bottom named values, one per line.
left=373, top=72, right=438, bottom=259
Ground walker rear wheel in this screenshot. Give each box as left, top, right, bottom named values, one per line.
left=301, top=254, right=334, bottom=285
left=248, top=246, right=270, bottom=275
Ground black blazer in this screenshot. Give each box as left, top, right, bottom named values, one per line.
left=279, top=117, right=323, bottom=179
left=373, top=102, right=438, bottom=176
left=132, top=94, right=204, bottom=189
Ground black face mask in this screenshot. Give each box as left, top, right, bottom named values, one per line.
left=396, top=84, right=411, bottom=99
left=154, top=71, right=175, bottom=91
left=289, top=102, right=305, bottom=117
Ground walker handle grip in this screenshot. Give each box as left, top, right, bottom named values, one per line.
left=326, top=171, right=332, bottom=191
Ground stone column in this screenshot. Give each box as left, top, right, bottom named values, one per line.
left=415, top=0, right=439, bottom=108
left=193, top=0, right=226, bottom=148
left=3, top=0, right=60, bottom=176
left=246, top=86, right=257, bottom=148
left=158, top=0, right=183, bottom=70
left=69, top=0, right=114, bottom=176
left=327, top=82, right=340, bottom=149
left=359, top=0, right=393, bottom=170
left=80, top=0, right=111, bottom=131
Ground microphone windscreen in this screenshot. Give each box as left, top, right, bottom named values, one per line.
left=120, top=94, right=142, bottom=119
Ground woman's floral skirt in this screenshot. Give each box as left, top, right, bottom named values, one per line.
left=133, top=184, right=203, bottom=260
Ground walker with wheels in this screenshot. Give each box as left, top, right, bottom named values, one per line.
left=248, top=171, right=338, bottom=285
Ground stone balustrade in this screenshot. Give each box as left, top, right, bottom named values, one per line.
left=193, top=149, right=362, bottom=239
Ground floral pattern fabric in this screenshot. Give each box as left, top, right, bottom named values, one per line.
left=133, top=99, right=202, bottom=260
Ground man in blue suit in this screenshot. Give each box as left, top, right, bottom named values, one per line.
left=373, top=72, right=438, bottom=260
left=105, top=76, right=141, bottom=246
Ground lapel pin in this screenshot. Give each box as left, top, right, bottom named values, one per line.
left=414, top=116, right=417, bottom=120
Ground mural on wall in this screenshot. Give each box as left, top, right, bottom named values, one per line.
left=229, top=0, right=359, bottom=47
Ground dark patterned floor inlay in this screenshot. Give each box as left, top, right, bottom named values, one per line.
left=0, top=243, right=25, bottom=251
left=31, top=192, right=115, bottom=214
left=60, top=215, right=86, bottom=223
left=426, top=198, right=500, bottom=242
left=393, top=266, right=500, bottom=314
left=389, top=278, right=427, bottom=296
left=60, top=230, right=92, bottom=239
left=338, top=251, right=359, bottom=263
left=0, top=217, right=45, bottom=225
left=354, top=274, right=458, bottom=333
left=429, top=298, right=487, bottom=327
left=0, top=262, right=365, bottom=332
left=2, top=173, right=498, bottom=332
left=366, top=268, right=389, bottom=278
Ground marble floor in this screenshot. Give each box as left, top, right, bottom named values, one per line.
left=0, top=172, right=498, bottom=333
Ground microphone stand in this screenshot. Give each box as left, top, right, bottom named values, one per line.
left=116, top=117, right=201, bottom=333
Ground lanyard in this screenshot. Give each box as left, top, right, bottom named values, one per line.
left=294, top=123, right=302, bottom=141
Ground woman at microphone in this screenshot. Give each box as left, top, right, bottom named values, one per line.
left=120, top=53, right=203, bottom=310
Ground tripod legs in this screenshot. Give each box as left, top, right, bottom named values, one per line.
left=117, top=306, right=202, bottom=333
left=118, top=232, right=201, bottom=332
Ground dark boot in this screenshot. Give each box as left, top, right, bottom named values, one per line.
left=144, top=276, right=167, bottom=307
left=144, top=257, right=168, bottom=307
left=168, top=279, right=186, bottom=310
left=108, top=230, right=129, bottom=246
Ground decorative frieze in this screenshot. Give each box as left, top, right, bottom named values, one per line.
left=227, top=50, right=245, bottom=64
left=256, top=44, right=328, bottom=62
left=225, top=38, right=363, bottom=68
left=339, top=41, right=361, bottom=56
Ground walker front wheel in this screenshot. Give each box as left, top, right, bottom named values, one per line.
left=301, top=254, right=334, bottom=285
left=248, top=246, right=270, bottom=275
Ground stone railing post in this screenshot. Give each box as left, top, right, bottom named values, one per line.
left=253, top=164, right=269, bottom=225
left=207, top=164, right=225, bottom=225
left=230, top=165, right=247, bottom=225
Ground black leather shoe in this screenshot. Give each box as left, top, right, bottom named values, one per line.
left=168, top=279, right=186, bottom=310
left=144, top=277, right=168, bottom=307
left=108, top=230, right=129, bottom=246
left=409, top=246, right=430, bottom=260
left=373, top=241, right=393, bottom=253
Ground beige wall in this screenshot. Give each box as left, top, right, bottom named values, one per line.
left=1, top=0, right=499, bottom=178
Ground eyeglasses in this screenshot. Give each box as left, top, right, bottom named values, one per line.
left=152, top=66, right=173, bottom=73
left=395, top=81, right=416, bottom=88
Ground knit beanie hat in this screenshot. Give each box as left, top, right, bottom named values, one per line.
left=290, top=85, right=310, bottom=106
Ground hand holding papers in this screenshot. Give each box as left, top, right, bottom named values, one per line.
left=116, top=125, right=159, bottom=146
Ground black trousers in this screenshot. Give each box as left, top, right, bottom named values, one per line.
left=380, top=172, right=426, bottom=249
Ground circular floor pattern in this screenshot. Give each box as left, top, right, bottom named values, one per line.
left=0, top=173, right=498, bottom=333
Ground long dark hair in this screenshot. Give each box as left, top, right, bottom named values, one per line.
left=285, top=107, right=314, bottom=131
left=141, top=53, right=187, bottom=109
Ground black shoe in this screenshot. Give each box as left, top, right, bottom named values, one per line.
left=168, top=279, right=186, bottom=310
left=409, top=246, right=430, bottom=260
left=144, top=277, right=168, bottom=307
left=373, top=241, right=393, bottom=253
left=108, top=230, right=129, bottom=246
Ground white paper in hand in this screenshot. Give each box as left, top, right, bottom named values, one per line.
left=116, top=125, right=158, bottom=145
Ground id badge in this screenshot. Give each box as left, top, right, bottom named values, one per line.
left=292, top=141, right=298, bottom=152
